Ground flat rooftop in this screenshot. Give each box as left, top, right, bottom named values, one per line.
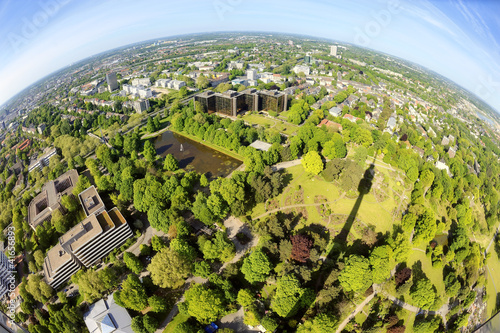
left=249, top=140, right=272, bottom=152
left=44, top=243, right=73, bottom=277
left=28, top=169, right=79, bottom=229
left=60, top=214, right=103, bottom=253
left=78, top=186, right=105, bottom=217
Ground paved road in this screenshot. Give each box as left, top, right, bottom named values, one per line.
left=335, top=291, right=376, bottom=333
left=219, top=307, right=261, bottom=333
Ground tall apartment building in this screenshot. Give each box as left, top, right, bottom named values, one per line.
left=28, top=147, right=58, bottom=173
left=194, top=89, right=287, bottom=117
left=106, top=72, right=118, bottom=92
left=330, top=45, right=337, bottom=57
left=28, top=169, right=79, bottom=230
left=44, top=187, right=133, bottom=289
left=247, top=69, right=257, bottom=81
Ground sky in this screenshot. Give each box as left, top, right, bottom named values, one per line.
left=0, top=0, right=500, bottom=112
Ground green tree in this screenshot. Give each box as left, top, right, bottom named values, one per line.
left=143, top=140, right=157, bottom=162
left=183, top=284, right=226, bottom=323
left=271, top=274, right=305, bottom=318
left=236, top=289, right=255, bottom=307
left=148, top=247, right=191, bottom=289
left=413, top=210, right=436, bottom=245
left=114, top=274, right=148, bottom=311
left=148, top=295, right=168, bottom=313
left=196, top=74, right=210, bottom=90
left=241, top=249, right=273, bottom=283
left=370, top=245, right=393, bottom=284
left=302, top=151, right=323, bottom=175
left=199, top=232, right=235, bottom=263
left=123, top=252, right=144, bottom=274
left=410, top=277, right=436, bottom=309
left=163, top=154, right=179, bottom=171
left=297, top=313, right=338, bottom=333
left=338, top=255, right=372, bottom=294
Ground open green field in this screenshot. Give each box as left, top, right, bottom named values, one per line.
left=252, top=161, right=403, bottom=235
left=406, top=249, right=446, bottom=299
left=163, top=313, right=190, bottom=333
left=242, top=113, right=299, bottom=136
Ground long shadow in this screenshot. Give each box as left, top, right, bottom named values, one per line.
left=331, top=160, right=376, bottom=249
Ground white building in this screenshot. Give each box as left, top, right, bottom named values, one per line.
left=28, top=147, right=57, bottom=173
left=84, top=293, right=134, bottom=333
left=131, top=78, right=151, bottom=87
left=247, top=69, right=257, bottom=81
left=292, top=65, right=310, bottom=75
left=330, top=45, right=337, bottom=57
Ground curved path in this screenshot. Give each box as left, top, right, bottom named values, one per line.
left=335, top=291, right=376, bottom=333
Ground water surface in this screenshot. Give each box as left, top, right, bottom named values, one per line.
left=154, top=131, right=241, bottom=178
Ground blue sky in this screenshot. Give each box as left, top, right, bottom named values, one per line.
left=0, top=0, right=500, bottom=112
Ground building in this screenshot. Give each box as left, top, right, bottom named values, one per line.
left=27, top=169, right=79, bottom=230
left=133, top=99, right=150, bottom=114
left=131, top=78, right=151, bottom=87
left=329, top=106, right=342, bottom=117
left=37, top=123, right=46, bottom=135
left=292, top=65, right=310, bottom=75
left=194, top=89, right=287, bottom=117
left=330, top=45, right=337, bottom=57
left=122, top=85, right=152, bottom=98
left=79, top=186, right=106, bottom=217
left=106, top=72, right=118, bottom=92
left=154, top=79, right=185, bottom=90
left=28, top=147, right=58, bottom=173
left=43, top=187, right=133, bottom=289
left=84, top=293, right=134, bottom=333
left=249, top=140, right=272, bottom=152
left=317, top=119, right=342, bottom=132
left=0, top=310, right=28, bottom=333
left=0, top=249, right=15, bottom=300
left=247, top=69, right=257, bottom=81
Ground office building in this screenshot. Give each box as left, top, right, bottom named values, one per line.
left=330, top=45, right=337, bottom=57
left=27, top=169, right=79, bottom=230
left=0, top=249, right=14, bottom=300
left=84, top=293, right=133, bottom=333
left=28, top=147, right=58, bottom=173
left=0, top=310, right=28, bottom=333
left=194, top=88, right=287, bottom=117
left=43, top=186, right=133, bottom=289
left=292, top=65, right=310, bottom=75
left=247, top=69, right=257, bottom=81
left=106, top=72, right=118, bottom=92
left=133, top=99, right=150, bottom=114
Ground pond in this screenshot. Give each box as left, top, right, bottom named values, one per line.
left=154, top=130, right=242, bottom=178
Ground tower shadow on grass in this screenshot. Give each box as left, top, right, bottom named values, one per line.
left=331, top=160, right=376, bottom=252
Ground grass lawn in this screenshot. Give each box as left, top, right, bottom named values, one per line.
left=406, top=249, right=446, bottom=301
left=251, top=163, right=398, bottom=235
left=273, top=120, right=299, bottom=136
left=163, top=313, right=190, bottom=333
left=242, top=114, right=275, bottom=127
left=486, top=249, right=500, bottom=316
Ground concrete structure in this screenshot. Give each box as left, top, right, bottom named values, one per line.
left=0, top=310, right=28, bottom=333
left=330, top=45, right=337, bottom=57
left=329, top=106, right=342, bottom=117
left=133, top=99, right=150, bottom=114
left=79, top=186, right=106, bottom=217
left=247, top=69, right=257, bottom=81
left=84, top=293, right=133, bottom=333
left=28, top=169, right=79, bottom=230
left=292, top=65, right=310, bottom=75
left=37, top=123, right=46, bottom=134
left=249, top=140, right=272, bottom=152
left=122, top=85, right=152, bottom=99
left=28, top=147, right=58, bottom=173
left=0, top=249, right=15, bottom=300
left=194, top=89, right=287, bottom=117
left=154, top=79, right=186, bottom=90
left=43, top=186, right=133, bottom=289
left=106, top=72, right=118, bottom=92
left=131, top=78, right=150, bottom=87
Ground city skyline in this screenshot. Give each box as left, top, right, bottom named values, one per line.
left=0, top=0, right=500, bottom=112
